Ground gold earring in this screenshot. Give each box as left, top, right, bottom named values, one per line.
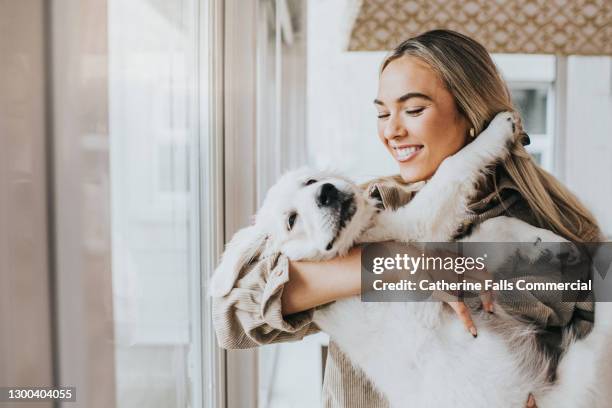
left=469, top=128, right=475, bottom=138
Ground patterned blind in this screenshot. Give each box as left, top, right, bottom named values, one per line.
left=347, top=0, right=612, bottom=55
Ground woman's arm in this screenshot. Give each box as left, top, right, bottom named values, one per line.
left=282, top=246, right=363, bottom=315
left=212, top=252, right=320, bottom=349
left=283, top=245, right=491, bottom=337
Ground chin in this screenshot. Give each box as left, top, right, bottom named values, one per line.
left=398, top=167, right=429, bottom=183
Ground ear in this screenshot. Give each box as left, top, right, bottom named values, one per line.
left=209, top=225, right=269, bottom=297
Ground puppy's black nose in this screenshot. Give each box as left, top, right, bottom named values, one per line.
left=317, top=183, right=339, bottom=207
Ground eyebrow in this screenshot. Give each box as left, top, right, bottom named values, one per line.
left=373, top=92, right=432, bottom=106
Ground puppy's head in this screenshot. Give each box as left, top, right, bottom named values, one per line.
left=210, top=167, right=376, bottom=297
left=258, top=167, right=374, bottom=260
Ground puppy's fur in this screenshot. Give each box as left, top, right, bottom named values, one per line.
left=211, top=112, right=610, bottom=407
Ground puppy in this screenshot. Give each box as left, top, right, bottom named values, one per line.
left=211, top=112, right=607, bottom=407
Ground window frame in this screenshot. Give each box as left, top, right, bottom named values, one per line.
left=221, top=1, right=307, bottom=407
left=200, top=0, right=226, bottom=407
left=221, top=0, right=260, bottom=407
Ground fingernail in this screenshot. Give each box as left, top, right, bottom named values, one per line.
left=470, top=327, right=478, bottom=338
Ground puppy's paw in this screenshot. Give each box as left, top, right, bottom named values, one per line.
left=437, top=111, right=517, bottom=180
left=478, top=111, right=517, bottom=152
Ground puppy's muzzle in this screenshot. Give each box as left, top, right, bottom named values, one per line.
left=317, top=183, right=340, bottom=207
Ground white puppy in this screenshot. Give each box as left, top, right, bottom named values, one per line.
left=211, top=112, right=608, bottom=407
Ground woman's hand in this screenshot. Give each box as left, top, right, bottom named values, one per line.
left=438, top=294, right=494, bottom=337
left=425, top=250, right=495, bottom=337
left=376, top=244, right=495, bottom=337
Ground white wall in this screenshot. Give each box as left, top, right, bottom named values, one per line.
left=307, top=0, right=393, bottom=181
left=565, top=56, right=612, bottom=237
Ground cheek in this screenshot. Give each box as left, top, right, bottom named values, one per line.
left=432, top=131, right=466, bottom=160
left=420, top=115, right=466, bottom=158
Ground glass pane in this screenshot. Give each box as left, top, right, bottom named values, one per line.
left=1, top=1, right=216, bottom=407
left=530, top=152, right=543, bottom=165
left=510, top=88, right=548, bottom=134
left=108, top=0, right=201, bottom=407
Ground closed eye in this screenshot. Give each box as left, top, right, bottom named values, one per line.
left=405, top=107, right=425, bottom=116
left=287, top=212, right=298, bottom=231
left=304, top=179, right=317, bottom=186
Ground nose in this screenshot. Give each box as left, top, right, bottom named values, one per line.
left=383, top=114, right=407, bottom=141
left=317, top=183, right=339, bottom=207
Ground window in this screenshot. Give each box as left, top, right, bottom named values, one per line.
left=108, top=1, right=224, bottom=406
left=493, top=54, right=556, bottom=172
left=3, top=1, right=225, bottom=407
left=508, top=83, right=554, bottom=169
left=108, top=1, right=203, bottom=406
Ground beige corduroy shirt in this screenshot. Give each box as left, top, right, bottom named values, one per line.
left=212, top=173, right=594, bottom=407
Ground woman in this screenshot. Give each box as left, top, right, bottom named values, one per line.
left=213, top=30, right=602, bottom=407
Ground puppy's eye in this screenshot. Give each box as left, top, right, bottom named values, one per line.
left=287, top=212, right=298, bottom=231
left=304, top=179, right=317, bottom=186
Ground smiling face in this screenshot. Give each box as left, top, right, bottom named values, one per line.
left=375, top=56, right=471, bottom=183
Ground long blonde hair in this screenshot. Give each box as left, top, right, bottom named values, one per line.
left=381, top=30, right=601, bottom=242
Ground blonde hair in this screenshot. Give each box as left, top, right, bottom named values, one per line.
left=381, top=30, right=601, bottom=242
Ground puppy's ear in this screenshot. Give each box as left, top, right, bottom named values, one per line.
left=209, top=225, right=269, bottom=297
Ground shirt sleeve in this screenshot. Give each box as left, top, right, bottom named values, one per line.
left=360, top=177, right=425, bottom=210
left=212, top=251, right=320, bottom=349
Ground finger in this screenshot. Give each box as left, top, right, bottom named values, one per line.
left=525, top=393, right=537, bottom=408
left=480, top=290, right=495, bottom=313
left=448, top=301, right=477, bottom=338
left=431, top=289, right=457, bottom=304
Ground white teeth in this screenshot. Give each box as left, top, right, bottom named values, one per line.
left=395, top=146, right=421, bottom=159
